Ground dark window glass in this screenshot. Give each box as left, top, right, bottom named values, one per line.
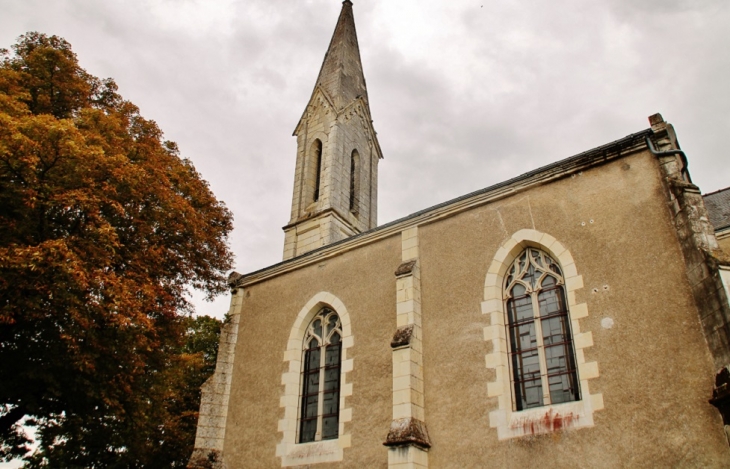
left=299, top=343, right=321, bottom=443
left=349, top=150, right=360, bottom=212
left=505, top=248, right=580, bottom=411
left=312, top=140, right=323, bottom=202
left=298, top=308, right=342, bottom=443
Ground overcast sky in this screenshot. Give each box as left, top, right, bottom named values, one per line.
left=2, top=0, right=729, bottom=321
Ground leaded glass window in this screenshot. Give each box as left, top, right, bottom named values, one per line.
left=504, top=248, right=580, bottom=411
left=299, top=308, right=342, bottom=443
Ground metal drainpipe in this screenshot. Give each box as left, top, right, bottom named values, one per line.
left=645, top=137, right=691, bottom=183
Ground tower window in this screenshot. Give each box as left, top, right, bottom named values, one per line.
left=349, top=149, right=360, bottom=213
left=504, top=248, right=580, bottom=411
left=312, top=139, right=323, bottom=202
left=299, top=307, right=342, bottom=443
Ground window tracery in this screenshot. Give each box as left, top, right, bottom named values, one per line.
left=504, top=248, right=580, bottom=411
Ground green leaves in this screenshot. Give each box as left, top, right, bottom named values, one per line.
left=0, top=32, right=233, bottom=466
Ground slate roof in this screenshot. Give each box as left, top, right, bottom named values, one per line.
left=294, top=0, right=370, bottom=133
left=704, top=187, right=730, bottom=231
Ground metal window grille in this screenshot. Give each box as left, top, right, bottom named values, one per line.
left=299, top=308, right=342, bottom=443
left=504, top=249, right=580, bottom=411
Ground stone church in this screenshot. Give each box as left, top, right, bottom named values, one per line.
left=189, top=1, right=730, bottom=467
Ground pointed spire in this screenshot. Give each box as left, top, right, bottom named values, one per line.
left=311, top=0, right=368, bottom=110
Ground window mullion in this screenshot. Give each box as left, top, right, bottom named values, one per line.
left=532, top=291, right=551, bottom=405
left=315, top=342, right=326, bottom=441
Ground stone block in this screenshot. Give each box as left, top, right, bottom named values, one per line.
left=579, top=361, right=599, bottom=380
left=562, top=262, right=578, bottom=279
left=393, top=375, right=411, bottom=392
left=490, top=311, right=505, bottom=326
left=483, top=324, right=505, bottom=341
left=397, top=300, right=415, bottom=315
left=484, top=285, right=500, bottom=301
left=402, top=236, right=419, bottom=251
left=485, top=273, right=499, bottom=288
left=487, top=381, right=504, bottom=397
left=393, top=389, right=411, bottom=405
left=481, top=298, right=502, bottom=315
left=574, top=331, right=594, bottom=349
left=485, top=352, right=504, bottom=369
left=338, top=433, right=351, bottom=448
left=402, top=247, right=419, bottom=261
left=548, top=240, right=567, bottom=259
left=566, top=275, right=584, bottom=292
left=538, top=232, right=557, bottom=249
left=591, top=392, right=605, bottom=411
left=513, top=229, right=542, bottom=244
left=392, top=403, right=412, bottom=419
left=402, top=227, right=418, bottom=240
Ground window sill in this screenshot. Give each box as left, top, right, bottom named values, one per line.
left=490, top=397, right=601, bottom=440
left=280, top=439, right=344, bottom=467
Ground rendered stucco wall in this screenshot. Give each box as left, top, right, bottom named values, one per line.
left=417, top=150, right=728, bottom=467
left=223, top=236, right=400, bottom=467
left=216, top=148, right=729, bottom=468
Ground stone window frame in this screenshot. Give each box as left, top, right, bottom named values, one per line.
left=503, top=247, right=580, bottom=410
left=483, top=229, right=603, bottom=440
left=277, top=292, right=353, bottom=467
left=299, top=130, right=328, bottom=212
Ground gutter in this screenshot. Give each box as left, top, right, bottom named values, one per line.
left=645, top=136, right=691, bottom=182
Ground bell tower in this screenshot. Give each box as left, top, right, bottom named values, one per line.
left=283, top=0, right=383, bottom=260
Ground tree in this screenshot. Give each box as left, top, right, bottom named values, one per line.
left=0, top=32, right=233, bottom=466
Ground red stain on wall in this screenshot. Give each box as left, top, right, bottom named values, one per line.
left=511, top=409, right=579, bottom=435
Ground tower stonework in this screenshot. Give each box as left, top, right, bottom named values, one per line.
left=283, top=0, right=383, bottom=260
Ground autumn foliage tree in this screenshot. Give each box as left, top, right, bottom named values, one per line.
left=0, top=33, right=233, bottom=466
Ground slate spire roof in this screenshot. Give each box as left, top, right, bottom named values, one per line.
left=313, top=0, right=368, bottom=110
left=703, top=186, right=730, bottom=231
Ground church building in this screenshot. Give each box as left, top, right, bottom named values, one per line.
left=189, top=1, right=730, bottom=467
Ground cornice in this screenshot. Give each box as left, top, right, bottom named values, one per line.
left=282, top=206, right=361, bottom=233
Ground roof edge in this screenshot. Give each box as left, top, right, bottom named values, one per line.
left=703, top=186, right=730, bottom=197
left=234, top=127, right=653, bottom=287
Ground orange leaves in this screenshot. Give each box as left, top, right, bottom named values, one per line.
left=0, top=33, right=233, bottom=464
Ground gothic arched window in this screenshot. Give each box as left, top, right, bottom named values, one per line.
left=299, top=307, right=342, bottom=443
left=349, top=149, right=360, bottom=213
left=504, top=248, right=580, bottom=411
left=311, top=139, right=323, bottom=202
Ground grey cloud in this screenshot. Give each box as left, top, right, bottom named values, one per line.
left=1, top=0, right=728, bottom=318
